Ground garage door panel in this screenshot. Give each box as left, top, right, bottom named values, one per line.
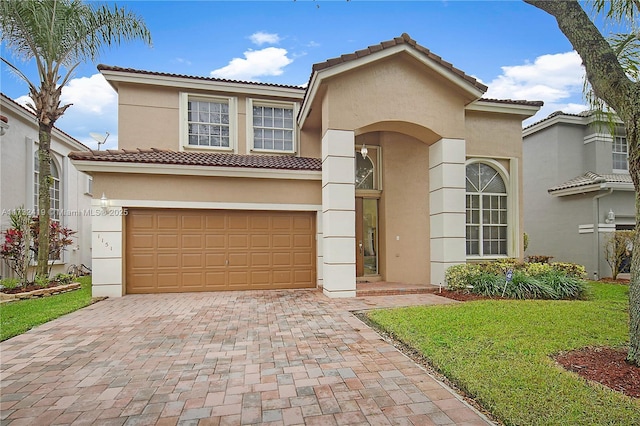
left=157, top=253, right=179, bottom=267
left=157, top=235, right=178, bottom=249
left=228, top=234, right=249, bottom=249
left=157, top=273, right=179, bottom=288
left=294, top=252, right=313, bottom=266
left=251, top=234, right=269, bottom=248
left=182, top=253, right=203, bottom=268
left=273, top=252, right=292, bottom=267
left=273, top=235, right=292, bottom=248
left=129, top=234, right=154, bottom=249
left=251, top=252, right=270, bottom=266
left=157, top=215, right=179, bottom=229
left=206, top=234, right=225, bottom=249
left=129, top=253, right=154, bottom=268
left=182, top=215, right=203, bottom=229
left=205, top=253, right=226, bottom=267
left=182, top=234, right=204, bottom=249
left=228, top=215, right=249, bottom=230
left=127, top=209, right=315, bottom=293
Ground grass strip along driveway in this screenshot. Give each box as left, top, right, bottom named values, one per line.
left=0, top=276, right=92, bottom=341
left=366, top=282, right=640, bottom=425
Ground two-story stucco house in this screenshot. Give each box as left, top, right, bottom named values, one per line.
left=523, top=110, right=635, bottom=279
left=0, top=93, right=93, bottom=278
left=70, top=34, right=541, bottom=298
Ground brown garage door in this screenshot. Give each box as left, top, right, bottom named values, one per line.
left=126, top=209, right=316, bottom=294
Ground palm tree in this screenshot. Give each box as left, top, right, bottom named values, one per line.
left=0, top=0, right=151, bottom=277
left=525, top=0, right=640, bottom=364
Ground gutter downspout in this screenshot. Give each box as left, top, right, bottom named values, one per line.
left=592, top=187, right=613, bottom=280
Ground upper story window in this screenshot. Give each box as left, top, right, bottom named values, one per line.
left=34, top=154, right=61, bottom=222
left=249, top=100, right=296, bottom=153
left=466, top=162, right=507, bottom=257
left=182, top=94, right=236, bottom=151
left=612, top=136, right=628, bottom=172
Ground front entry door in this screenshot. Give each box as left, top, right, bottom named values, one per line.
left=355, top=197, right=378, bottom=277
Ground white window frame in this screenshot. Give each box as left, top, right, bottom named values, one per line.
left=180, top=93, right=237, bottom=152
left=247, top=99, right=298, bottom=155
left=465, top=159, right=512, bottom=260
left=612, top=135, right=628, bottom=173
left=34, top=153, right=62, bottom=223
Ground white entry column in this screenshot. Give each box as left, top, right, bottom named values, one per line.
left=321, top=129, right=356, bottom=298
left=429, top=138, right=467, bottom=286
left=91, top=201, right=124, bottom=297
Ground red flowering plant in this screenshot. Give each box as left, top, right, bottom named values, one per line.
left=1, top=208, right=34, bottom=286
left=1, top=208, right=76, bottom=287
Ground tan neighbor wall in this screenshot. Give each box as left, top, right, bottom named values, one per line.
left=92, top=173, right=322, bottom=205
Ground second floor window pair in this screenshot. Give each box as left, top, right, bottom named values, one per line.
left=187, top=99, right=294, bottom=152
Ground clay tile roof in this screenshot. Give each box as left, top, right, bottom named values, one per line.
left=0, top=115, right=8, bottom=123
left=548, top=171, right=633, bottom=193
left=68, top=148, right=322, bottom=171
left=310, top=33, right=488, bottom=92
left=97, top=65, right=306, bottom=91
left=479, top=98, right=544, bottom=107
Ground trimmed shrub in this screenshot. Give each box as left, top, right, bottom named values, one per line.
left=550, top=262, right=587, bottom=279
left=445, top=263, right=481, bottom=291
left=526, top=255, right=554, bottom=264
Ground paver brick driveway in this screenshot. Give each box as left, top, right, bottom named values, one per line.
left=1, top=290, right=492, bottom=425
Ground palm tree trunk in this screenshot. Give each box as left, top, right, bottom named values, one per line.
left=36, top=124, right=52, bottom=277
left=627, top=118, right=640, bottom=365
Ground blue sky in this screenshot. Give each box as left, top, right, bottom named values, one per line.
left=1, top=0, right=589, bottom=150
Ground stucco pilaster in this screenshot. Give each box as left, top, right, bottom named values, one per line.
left=321, top=129, right=356, bottom=297
left=429, top=138, right=466, bottom=286
left=91, top=201, right=124, bottom=297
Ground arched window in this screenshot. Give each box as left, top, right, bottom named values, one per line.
left=355, top=154, right=375, bottom=189
left=466, top=162, right=507, bottom=256
left=34, top=154, right=61, bottom=221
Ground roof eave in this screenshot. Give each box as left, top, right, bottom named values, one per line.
left=548, top=181, right=634, bottom=196
left=69, top=159, right=322, bottom=180
left=466, top=100, right=542, bottom=118
left=99, top=68, right=306, bottom=99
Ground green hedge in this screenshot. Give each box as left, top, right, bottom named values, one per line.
left=445, top=261, right=587, bottom=300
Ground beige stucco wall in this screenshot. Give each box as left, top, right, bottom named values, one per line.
left=320, top=54, right=470, bottom=142
left=92, top=173, right=321, bottom=205
left=116, top=83, right=310, bottom=158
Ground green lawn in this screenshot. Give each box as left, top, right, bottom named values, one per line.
left=0, top=276, right=93, bottom=341
left=366, top=281, right=640, bottom=425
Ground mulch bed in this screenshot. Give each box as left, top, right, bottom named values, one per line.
left=555, top=347, right=640, bottom=399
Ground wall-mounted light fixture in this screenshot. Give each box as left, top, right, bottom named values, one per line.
left=360, top=144, right=368, bottom=159
left=100, top=193, right=109, bottom=213
left=605, top=209, right=615, bottom=224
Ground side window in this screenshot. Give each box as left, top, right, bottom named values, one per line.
left=183, top=94, right=236, bottom=150
left=466, top=162, right=507, bottom=256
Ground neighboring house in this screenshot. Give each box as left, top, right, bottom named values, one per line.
left=523, top=111, right=635, bottom=279
left=69, top=33, right=541, bottom=298
left=0, top=93, right=93, bottom=278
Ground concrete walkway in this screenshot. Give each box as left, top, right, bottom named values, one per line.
left=0, top=290, right=492, bottom=425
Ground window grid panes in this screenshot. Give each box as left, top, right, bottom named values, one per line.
left=253, top=105, right=294, bottom=151
left=465, top=163, right=507, bottom=256
left=187, top=100, right=230, bottom=148
left=612, top=136, right=628, bottom=171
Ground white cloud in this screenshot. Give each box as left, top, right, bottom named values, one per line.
left=249, top=32, right=281, bottom=46
left=484, top=51, right=588, bottom=126
left=60, top=74, right=116, bottom=114
left=210, top=47, right=293, bottom=81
